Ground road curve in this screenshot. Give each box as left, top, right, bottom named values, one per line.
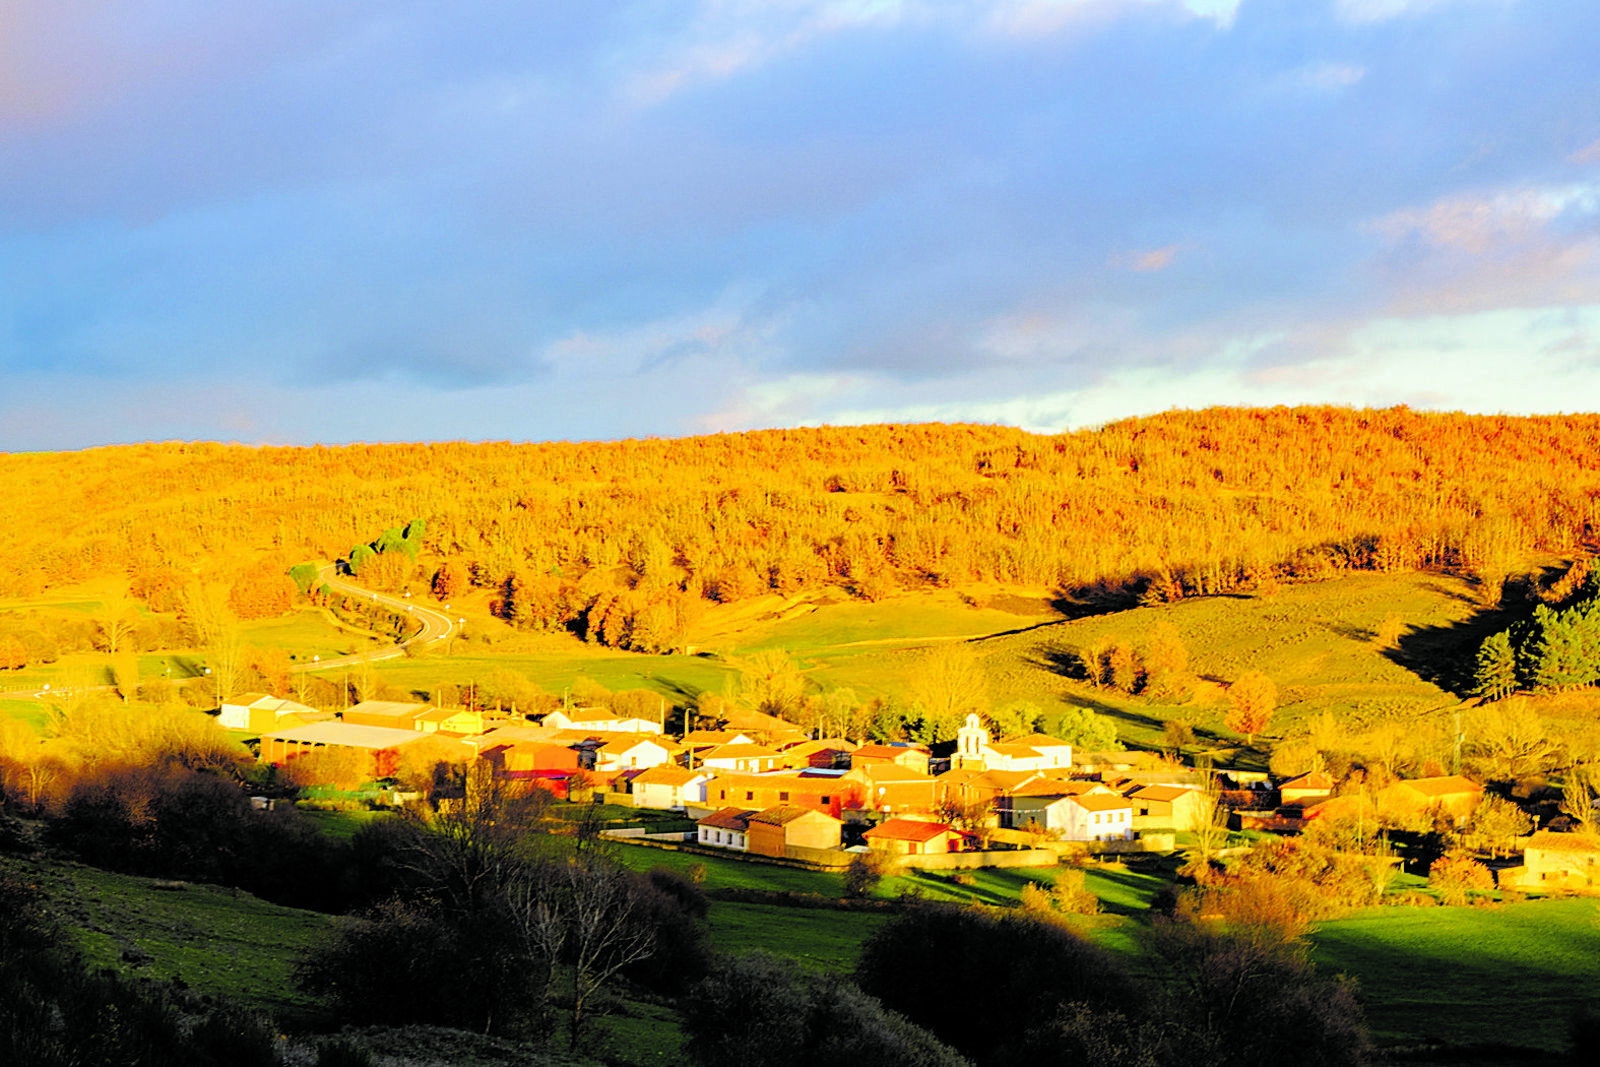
left=295, top=565, right=460, bottom=672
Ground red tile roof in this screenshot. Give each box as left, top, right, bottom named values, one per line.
left=697, top=807, right=753, bottom=831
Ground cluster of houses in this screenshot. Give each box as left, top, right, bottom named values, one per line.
left=230, top=694, right=1215, bottom=861
left=229, top=691, right=1600, bottom=885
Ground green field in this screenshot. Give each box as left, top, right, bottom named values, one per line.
left=12, top=858, right=336, bottom=1028
left=8, top=565, right=1596, bottom=1061
left=366, top=649, right=740, bottom=705
left=612, top=841, right=847, bottom=896
left=706, top=901, right=893, bottom=971
left=241, top=608, right=389, bottom=662
left=1313, top=898, right=1600, bottom=1053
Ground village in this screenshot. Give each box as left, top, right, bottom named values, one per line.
left=225, top=689, right=1588, bottom=892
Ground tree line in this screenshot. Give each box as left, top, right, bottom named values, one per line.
left=4, top=409, right=1598, bottom=640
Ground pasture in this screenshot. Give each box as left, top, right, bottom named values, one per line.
left=1313, top=897, right=1600, bottom=1054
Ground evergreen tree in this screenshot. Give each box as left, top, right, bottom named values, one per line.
left=1473, top=630, right=1518, bottom=701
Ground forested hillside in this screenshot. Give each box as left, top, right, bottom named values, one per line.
left=6, top=407, right=1599, bottom=624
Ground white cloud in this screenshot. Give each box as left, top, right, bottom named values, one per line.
left=624, top=0, right=1240, bottom=104
left=984, top=0, right=1239, bottom=36
left=1364, top=181, right=1600, bottom=314
left=1109, top=243, right=1185, bottom=272
left=1291, top=61, right=1366, bottom=92
left=1333, top=0, right=1514, bottom=25
left=622, top=0, right=917, bottom=106
left=692, top=306, right=1600, bottom=437
left=1373, top=181, right=1600, bottom=254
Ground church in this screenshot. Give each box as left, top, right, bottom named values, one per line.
left=952, top=714, right=1073, bottom=773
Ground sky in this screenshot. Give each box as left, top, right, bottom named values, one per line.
left=3, top=0, right=1599, bottom=450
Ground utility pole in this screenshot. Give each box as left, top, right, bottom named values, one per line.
left=1453, top=705, right=1463, bottom=776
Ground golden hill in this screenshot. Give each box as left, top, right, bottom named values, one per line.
left=4, top=407, right=1598, bottom=612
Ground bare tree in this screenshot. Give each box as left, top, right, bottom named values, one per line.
left=183, top=582, right=243, bottom=704
left=1560, top=763, right=1600, bottom=834
left=1467, top=698, right=1559, bottom=782
left=96, top=592, right=141, bottom=657
left=908, top=642, right=989, bottom=723
left=1187, top=766, right=1229, bottom=876
left=565, top=863, right=655, bottom=1047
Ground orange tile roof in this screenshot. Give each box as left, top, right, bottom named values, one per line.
left=865, top=819, right=954, bottom=843
left=999, top=733, right=1072, bottom=748
left=1009, top=778, right=1103, bottom=798
left=1129, top=784, right=1196, bottom=802
left=783, top=737, right=857, bottom=755
left=854, top=743, right=928, bottom=760
left=633, top=765, right=706, bottom=786
left=1071, top=793, right=1134, bottom=813
left=702, top=743, right=782, bottom=760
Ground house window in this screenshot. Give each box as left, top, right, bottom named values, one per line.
left=779, top=791, right=790, bottom=801
left=720, top=790, right=726, bottom=800
left=821, top=796, right=831, bottom=805
left=746, top=791, right=754, bottom=801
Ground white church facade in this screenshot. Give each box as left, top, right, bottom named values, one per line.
left=953, top=714, right=1073, bottom=773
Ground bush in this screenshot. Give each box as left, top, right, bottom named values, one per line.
left=1571, top=1003, right=1600, bottom=1063
left=1429, top=849, right=1494, bottom=906
left=316, top=1037, right=375, bottom=1067
left=855, top=906, right=1136, bottom=1063
left=622, top=869, right=713, bottom=994
left=295, top=899, right=544, bottom=1036
left=683, top=952, right=968, bottom=1067
left=843, top=850, right=891, bottom=898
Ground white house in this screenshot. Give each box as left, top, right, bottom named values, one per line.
left=699, top=743, right=783, bottom=774
left=1004, top=784, right=1133, bottom=842
left=631, top=765, right=712, bottom=811
left=593, top=736, right=676, bottom=774
left=543, top=707, right=664, bottom=734
left=696, top=807, right=753, bottom=851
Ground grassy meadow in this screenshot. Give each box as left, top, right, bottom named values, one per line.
left=1312, top=897, right=1600, bottom=1053
left=8, top=856, right=336, bottom=1028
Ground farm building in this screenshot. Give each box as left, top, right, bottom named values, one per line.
left=746, top=805, right=843, bottom=857
left=219, top=693, right=321, bottom=733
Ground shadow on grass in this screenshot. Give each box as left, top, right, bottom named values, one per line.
left=1384, top=602, right=1528, bottom=698
left=1084, top=866, right=1166, bottom=916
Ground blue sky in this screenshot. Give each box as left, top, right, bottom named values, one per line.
left=3, top=0, right=1599, bottom=449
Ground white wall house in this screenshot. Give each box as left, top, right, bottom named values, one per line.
left=696, top=808, right=752, bottom=851
left=632, top=766, right=712, bottom=811
left=1005, top=790, right=1134, bottom=842
left=593, top=737, right=675, bottom=774
left=543, top=708, right=664, bottom=734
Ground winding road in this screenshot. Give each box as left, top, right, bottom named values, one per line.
left=0, top=567, right=461, bottom=699
left=295, top=564, right=460, bottom=672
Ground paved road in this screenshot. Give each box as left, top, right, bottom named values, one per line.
left=296, top=564, right=460, bottom=672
